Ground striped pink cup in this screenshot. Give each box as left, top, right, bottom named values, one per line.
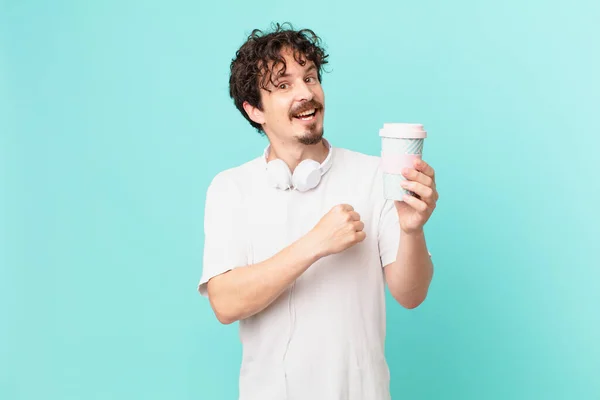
left=379, top=123, right=427, bottom=201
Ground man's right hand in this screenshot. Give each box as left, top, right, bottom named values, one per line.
left=306, top=204, right=366, bottom=259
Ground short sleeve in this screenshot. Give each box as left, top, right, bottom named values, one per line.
left=377, top=198, right=433, bottom=268
left=378, top=199, right=400, bottom=268
left=197, top=172, right=248, bottom=297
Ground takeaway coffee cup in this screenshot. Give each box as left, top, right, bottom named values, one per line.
left=379, top=123, right=427, bottom=201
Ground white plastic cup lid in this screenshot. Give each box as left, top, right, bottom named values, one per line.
left=379, top=123, right=427, bottom=139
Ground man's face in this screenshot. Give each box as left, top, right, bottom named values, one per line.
left=248, top=48, right=325, bottom=145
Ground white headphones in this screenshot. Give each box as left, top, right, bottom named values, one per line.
left=264, top=140, right=334, bottom=192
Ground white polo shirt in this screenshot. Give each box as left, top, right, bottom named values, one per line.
left=198, top=144, right=401, bottom=400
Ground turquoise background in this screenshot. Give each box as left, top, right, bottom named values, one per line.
left=2, top=0, right=599, bottom=399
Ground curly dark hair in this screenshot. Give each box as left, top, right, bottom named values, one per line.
left=228, top=22, right=329, bottom=133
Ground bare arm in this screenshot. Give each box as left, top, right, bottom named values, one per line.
left=384, top=158, right=438, bottom=309
left=384, top=229, right=433, bottom=309
left=206, top=236, right=319, bottom=324
left=205, top=204, right=365, bottom=324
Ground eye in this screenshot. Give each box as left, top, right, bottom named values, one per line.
left=305, top=76, right=317, bottom=83
left=278, top=83, right=289, bottom=90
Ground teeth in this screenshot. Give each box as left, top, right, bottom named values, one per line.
left=296, top=109, right=315, bottom=117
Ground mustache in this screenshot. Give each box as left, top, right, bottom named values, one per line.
left=289, top=100, right=323, bottom=118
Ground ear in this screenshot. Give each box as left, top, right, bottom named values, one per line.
left=243, top=101, right=265, bottom=126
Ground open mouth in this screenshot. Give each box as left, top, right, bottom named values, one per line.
left=293, top=108, right=318, bottom=121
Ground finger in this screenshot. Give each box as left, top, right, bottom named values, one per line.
left=402, top=168, right=434, bottom=188
left=414, top=158, right=435, bottom=180
left=338, top=204, right=354, bottom=212
left=400, top=181, right=437, bottom=206
left=349, top=211, right=361, bottom=221
left=354, top=231, right=367, bottom=242
left=402, top=192, right=429, bottom=213
left=353, top=220, right=365, bottom=231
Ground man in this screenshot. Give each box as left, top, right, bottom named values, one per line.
left=198, top=23, right=438, bottom=400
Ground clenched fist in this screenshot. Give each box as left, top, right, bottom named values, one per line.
left=306, top=204, right=366, bottom=259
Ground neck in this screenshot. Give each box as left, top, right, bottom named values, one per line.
left=267, top=138, right=329, bottom=172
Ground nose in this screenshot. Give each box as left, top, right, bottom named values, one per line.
left=295, top=79, right=314, bottom=102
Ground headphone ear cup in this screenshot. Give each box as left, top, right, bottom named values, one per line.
left=293, top=159, right=322, bottom=192
left=266, top=159, right=292, bottom=189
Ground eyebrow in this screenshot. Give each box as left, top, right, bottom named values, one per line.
left=276, top=64, right=317, bottom=79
